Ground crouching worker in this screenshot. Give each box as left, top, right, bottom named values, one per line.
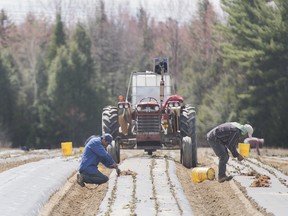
left=207, top=122, right=253, bottom=183
left=77, top=133, right=121, bottom=187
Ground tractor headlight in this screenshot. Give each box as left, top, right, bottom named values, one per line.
left=154, top=106, right=159, bottom=111
left=137, top=106, right=141, bottom=111
left=118, top=104, right=123, bottom=109
left=124, top=103, right=129, bottom=108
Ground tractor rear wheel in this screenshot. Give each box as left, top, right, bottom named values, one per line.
left=180, top=105, right=197, bottom=167
left=102, top=106, right=119, bottom=139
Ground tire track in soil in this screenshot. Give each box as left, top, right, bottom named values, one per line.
left=150, top=159, right=159, bottom=215
left=153, top=158, right=182, bottom=215
left=165, top=159, right=182, bottom=213
left=97, top=156, right=194, bottom=216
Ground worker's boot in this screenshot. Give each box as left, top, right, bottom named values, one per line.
left=77, top=173, right=85, bottom=187
left=218, top=175, right=233, bottom=183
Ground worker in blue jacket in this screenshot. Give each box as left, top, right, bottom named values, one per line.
left=77, top=133, right=121, bottom=187
left=207, top=122, right=253, bottom=183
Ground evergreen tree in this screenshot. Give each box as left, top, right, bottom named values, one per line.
left=46, top=23, right=108, bottom=147
left=221, top=0, right=288, bottom=147
left=0, top=51, right=26, bottom=147
left=0, top=53, right=14, bottom=142
left=46, top=46, right=72, bottom=146
left=64, top=23, right=105, bottom=143
left=47, top=13, right=66, bottom=64
left=37, top=13, right=67, bottom=148
left=0, top=12, right=17, bottom=144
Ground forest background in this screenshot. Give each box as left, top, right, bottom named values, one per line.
left=0, top=0, right=287, bottom=149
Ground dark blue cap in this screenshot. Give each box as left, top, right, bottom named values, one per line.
left=104, top=133, right=113, bottom=144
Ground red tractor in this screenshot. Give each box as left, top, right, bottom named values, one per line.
left=102, top=57, right=197, bottom=168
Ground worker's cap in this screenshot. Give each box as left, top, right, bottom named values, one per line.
left=243, top=124, right=253, bottom=138
left=104, top=133, right=113, bottom=144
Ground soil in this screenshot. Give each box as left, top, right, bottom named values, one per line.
left=1, top=147, right=287, bottom=216
left=38, top=147, right=288, bottom=216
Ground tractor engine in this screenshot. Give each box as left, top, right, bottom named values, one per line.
left=135, top=97, right=161, bottom=149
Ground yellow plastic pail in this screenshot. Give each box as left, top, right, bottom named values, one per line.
left=238, top=143, right=250, bottom=157
left=80, top=147, right=85, bottom=153
left=98, top=166, right=103, bottom=172
left=61, top=142, right=73, bottom=156
left=191, top=167, right=215, bottom=183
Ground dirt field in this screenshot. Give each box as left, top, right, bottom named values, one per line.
left=1, top=147, right=287, bottom=215
left=34, top=147, right=287, bottom=216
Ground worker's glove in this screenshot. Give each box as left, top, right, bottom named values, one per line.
left=237, top=154, right=244, bottom=161
left=116, top=167, right=121, bottom=176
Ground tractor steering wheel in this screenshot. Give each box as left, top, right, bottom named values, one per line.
left=139, top=97, right=158, bottom=103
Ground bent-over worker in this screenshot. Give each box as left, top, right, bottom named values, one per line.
left=244, top=137, right=264, bottom=156
left=207, top=122, right=253, bottom=183
left=77, top=133, right=121, bottom=187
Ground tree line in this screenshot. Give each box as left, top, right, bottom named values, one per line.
left=0, top=0, right=287, bottom=149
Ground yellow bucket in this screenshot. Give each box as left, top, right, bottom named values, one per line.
left=61, top=142, right=73, bottom=156
left=191, top=167, right=215, bottom=183
left=238, top=143, right=250, bottom=157
left=80, top=147, right=85, bottom=153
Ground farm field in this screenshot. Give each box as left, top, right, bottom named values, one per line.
left=0, top=147, right=287, bottom=216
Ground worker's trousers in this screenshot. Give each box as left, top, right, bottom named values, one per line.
left=80, top=171, right=109, bottom=185
left=207, top=134, right=229, bottom=178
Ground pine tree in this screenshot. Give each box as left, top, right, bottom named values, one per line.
left=46, top=23, right=108, bottom=147
left=38, top=13, right=67, bottom=148
left=0, top=51, right=21, bottom=147
left=0, top=54, right=14, bottom=130
left=221, top=0, right=288, bottom=146
left=47, top=13, right=66, bottom=64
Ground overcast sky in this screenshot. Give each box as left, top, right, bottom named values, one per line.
left=0, top=0, right=223, bottom=23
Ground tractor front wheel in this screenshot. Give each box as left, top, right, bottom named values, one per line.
left=181, top=136, right=197, bottom=168
left=107, top=140, right=120, bottom=164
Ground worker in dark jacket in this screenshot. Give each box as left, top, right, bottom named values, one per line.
left=77, top=133, right=121, bottom=187
left=207, top=122, right=253, bottom=183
